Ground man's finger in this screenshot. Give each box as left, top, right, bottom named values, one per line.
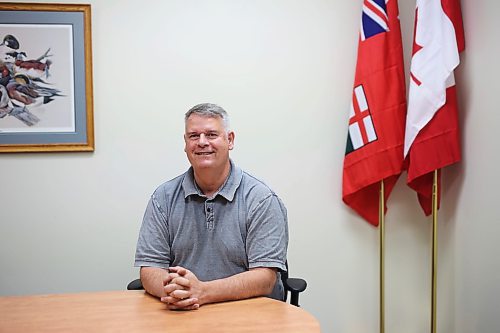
left=163, top=273, right=178, bottom=286
left=170, top=289, right=191, bottom=300
left=169, top=266, right=188, bottom=276
left=166, top=298, right=199, bottom=311
left=163, top=282, right=184, bottom=294
left=171, top=276, right=190, bottom=288
left=168, top=303, right=200, bottom=311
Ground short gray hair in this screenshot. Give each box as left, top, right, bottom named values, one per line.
left=185, top=103, right=230, bottom=130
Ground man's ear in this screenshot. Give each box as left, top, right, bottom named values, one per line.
left=228, top=131, right=235, bottom=150
left=183, top=134, right=187, bottom=152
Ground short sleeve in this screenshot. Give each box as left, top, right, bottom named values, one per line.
left=134, top=193, right=171, bottom=269
left=246, top=193, right=288, bottom=272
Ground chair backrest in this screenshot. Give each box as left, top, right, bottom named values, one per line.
left=281, top=261, right=307, bottom=307
left=281, top=261, right=290, bottom=302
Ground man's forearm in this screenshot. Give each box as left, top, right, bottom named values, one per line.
left=199, top=267, right=277, bottom=305
left=140, top=266, right=169, bottom=298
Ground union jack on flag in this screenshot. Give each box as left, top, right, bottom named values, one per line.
left=361, top=0, right=389, bottom=41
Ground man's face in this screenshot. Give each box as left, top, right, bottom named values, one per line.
left=184, top=114, right=234, bottom=171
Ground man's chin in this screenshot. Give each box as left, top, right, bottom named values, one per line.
left=192, top=160, right=216, bottom=169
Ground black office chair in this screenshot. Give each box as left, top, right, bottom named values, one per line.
left=127, top=261, right=307, bottom=307
left=280, top=261, right=307, bottom=307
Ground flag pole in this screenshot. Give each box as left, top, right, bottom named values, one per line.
left=379, top=180, right=385, bottom=333
left=431, top=169, right=439, bottom=333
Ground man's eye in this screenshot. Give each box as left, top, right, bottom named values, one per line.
left=189, top=134, right=200, bottom=140
left=206, top=133, right=218, bottom=139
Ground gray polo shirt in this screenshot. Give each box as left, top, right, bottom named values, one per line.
left=135, top=160, right=288, bottom=300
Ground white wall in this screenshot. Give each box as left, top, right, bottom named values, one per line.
left=1, top=1, right=499, bottom=332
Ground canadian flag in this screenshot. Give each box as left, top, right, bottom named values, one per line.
left=404, top=0, right=465, bottom=215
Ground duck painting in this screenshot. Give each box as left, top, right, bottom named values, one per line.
left=0, top=34, right=63, bottom=127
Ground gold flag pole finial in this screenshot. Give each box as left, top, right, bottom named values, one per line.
left=431, top=169, right=439, bottom=333
left=379, top=180, right=385, bottom=333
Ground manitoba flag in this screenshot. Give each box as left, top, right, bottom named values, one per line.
left=342, top=0, right=407, bottom=226
left=404, top=0, right=465, bottom=215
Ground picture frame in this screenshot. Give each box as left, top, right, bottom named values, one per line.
left=0, top=3, right=94, bottom=153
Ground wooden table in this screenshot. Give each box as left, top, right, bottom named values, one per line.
left=0, top=290, right=320, bottom=332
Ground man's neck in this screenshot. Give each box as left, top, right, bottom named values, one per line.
left=193, top=162, right=231, bottom=198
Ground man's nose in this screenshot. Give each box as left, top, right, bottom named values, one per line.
left=198, top=133, right=209, bottom=146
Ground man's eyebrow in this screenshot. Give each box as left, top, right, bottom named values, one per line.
left=187, top=130, right=219, bottom=133
left=186, top=130, right=220, bottom=135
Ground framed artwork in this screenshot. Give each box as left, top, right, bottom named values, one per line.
left=0, top=3, right=94, bottom=152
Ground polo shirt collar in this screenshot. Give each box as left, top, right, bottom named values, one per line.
left=182, top=159, right=243, bottom=202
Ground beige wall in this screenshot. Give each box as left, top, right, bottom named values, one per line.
left=1, top=1, right=498, bottom=332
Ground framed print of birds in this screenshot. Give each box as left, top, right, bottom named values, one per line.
left=0, top=3, right=94, bottom=153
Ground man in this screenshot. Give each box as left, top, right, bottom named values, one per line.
left=135, top=103, right=288, bottom=310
